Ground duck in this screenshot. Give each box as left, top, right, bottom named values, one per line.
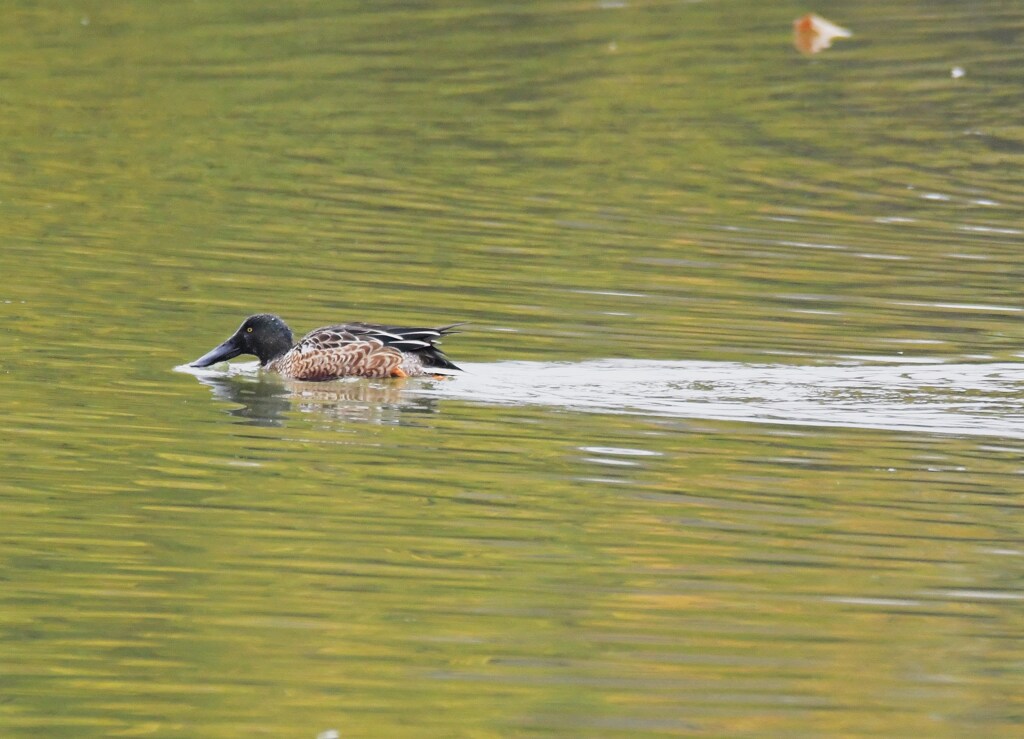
left=190, top=313, right=463, bottom=380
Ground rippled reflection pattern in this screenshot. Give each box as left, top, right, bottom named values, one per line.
left=2, top=1, right=1024, bottom=736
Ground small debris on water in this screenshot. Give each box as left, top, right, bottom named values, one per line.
left=793, top=13, right=852, bottom=55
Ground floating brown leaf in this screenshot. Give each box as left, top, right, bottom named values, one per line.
left=794, top=13, right=852, bottom=55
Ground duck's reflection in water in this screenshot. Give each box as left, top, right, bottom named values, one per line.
left=195, top=374, right=441, bottom=427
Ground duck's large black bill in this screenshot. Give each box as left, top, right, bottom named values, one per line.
left=191, top=334, right=245, bottom=367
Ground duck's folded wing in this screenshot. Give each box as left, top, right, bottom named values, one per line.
left=300, top=322, right=464, bottom=370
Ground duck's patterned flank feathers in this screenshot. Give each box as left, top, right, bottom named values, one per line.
left=300, top=322, right=465, bottom=373
left=271, top=321, right=463, bottom=380
left=268, top=339, right=404, bottom=380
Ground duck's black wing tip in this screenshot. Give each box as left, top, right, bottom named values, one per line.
left=422, top=351, right=462, bottom=372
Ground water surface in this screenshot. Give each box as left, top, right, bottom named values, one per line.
left=2, top=1, right=1024, bottom=736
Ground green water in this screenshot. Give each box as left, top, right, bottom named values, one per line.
left=3, top=1, right=1024, bottom=736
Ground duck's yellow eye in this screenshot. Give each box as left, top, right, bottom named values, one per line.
left=246, top=327, right=253, bottom=333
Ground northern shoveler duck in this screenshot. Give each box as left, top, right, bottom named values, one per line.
left=190, top=313, right=463, bottom=380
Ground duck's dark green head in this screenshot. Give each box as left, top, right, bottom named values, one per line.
left=191, top=314, right=294, bottom=367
